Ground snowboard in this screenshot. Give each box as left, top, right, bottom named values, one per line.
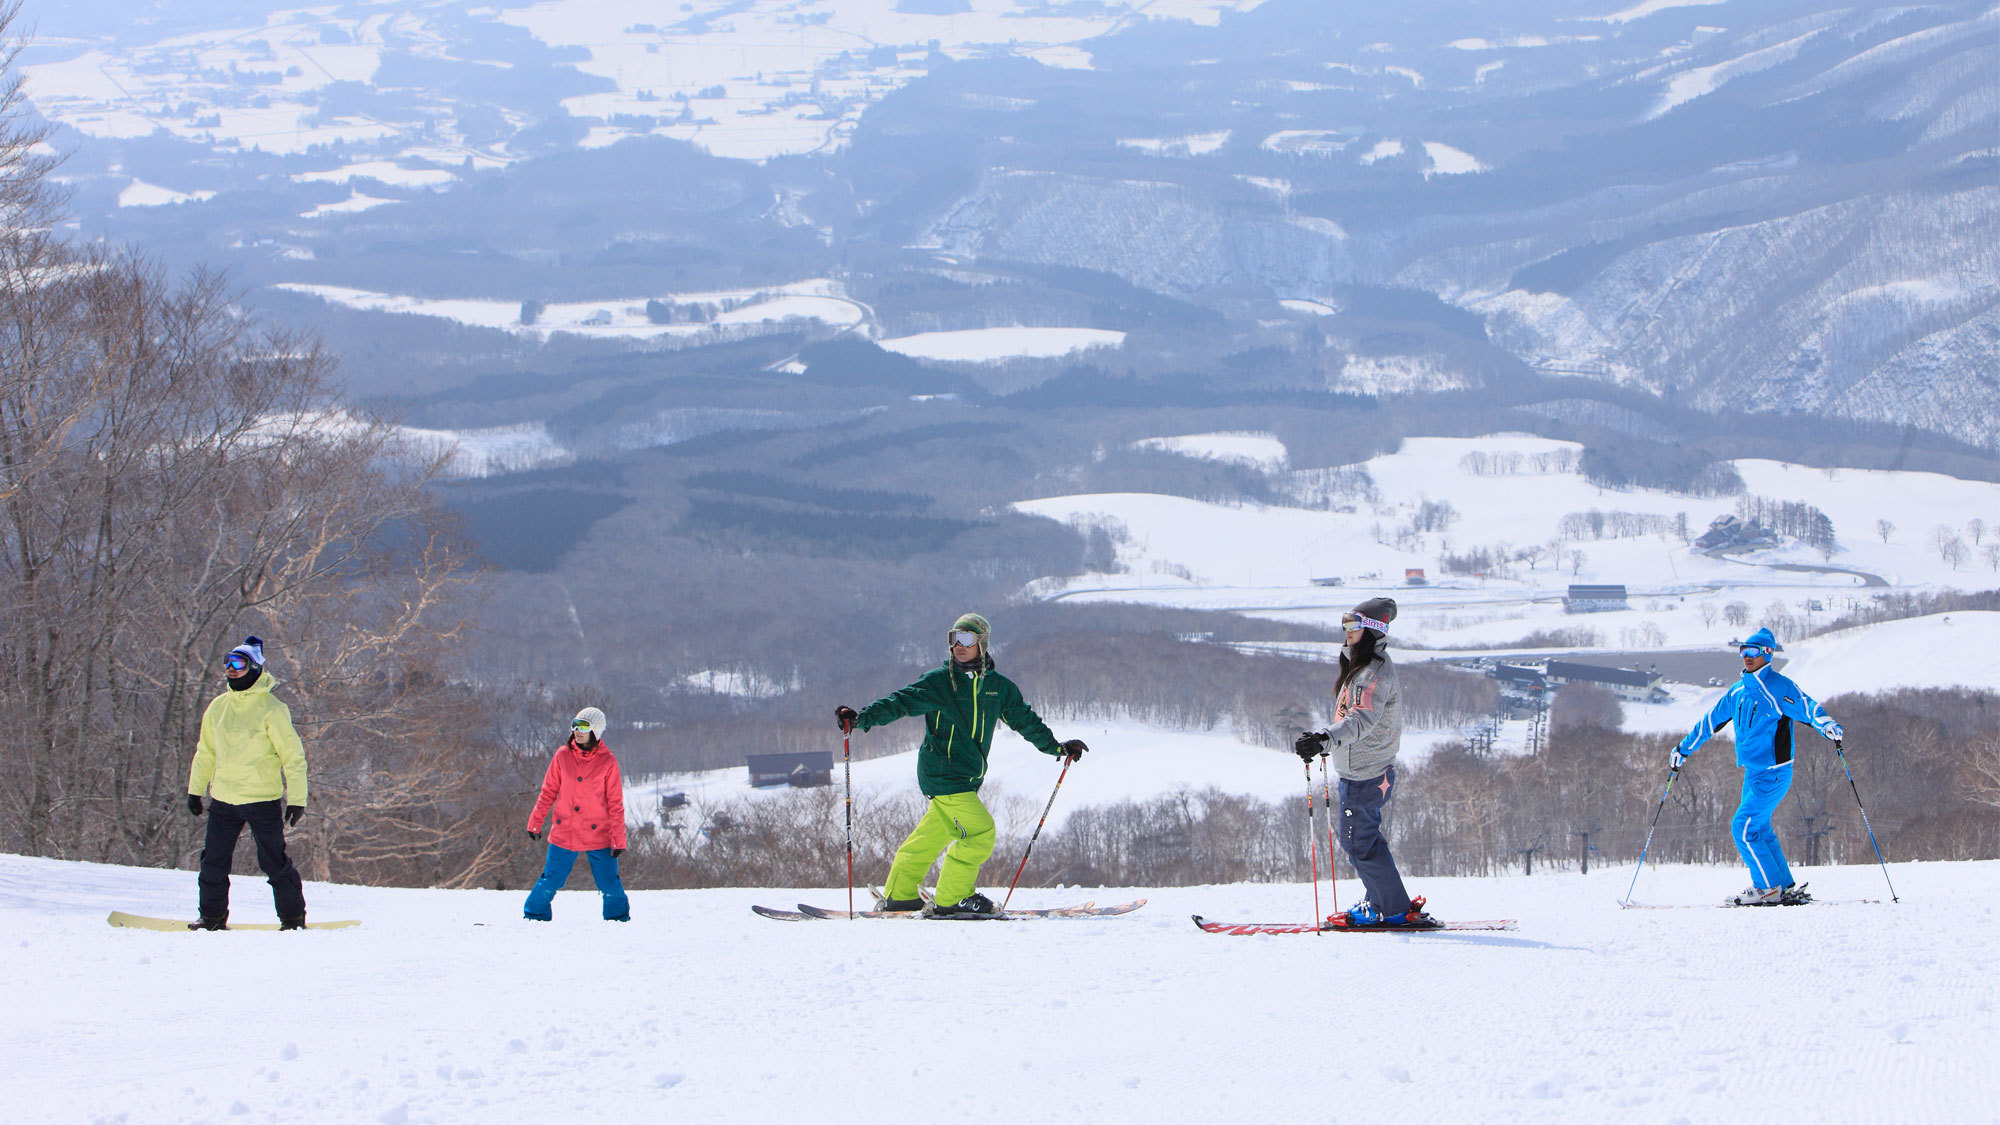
left=106, top=910, right=360, bottom=931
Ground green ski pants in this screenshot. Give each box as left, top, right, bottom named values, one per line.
left=884, top=791, right=995, bottom=907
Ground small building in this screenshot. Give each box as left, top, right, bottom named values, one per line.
left=1311, top=576, right=1345, bottom=587
left=1490, top=663, right=1547, bottom=693
left=746, top=751, right=834, bottom=789
left=1404, top=568, right=1427, bottom=586
left=1564, top=584, right=1629, bottom=614
left=1543, top=660, right=1662, bottom=703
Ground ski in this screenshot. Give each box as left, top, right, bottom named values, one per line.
left=1619, top=898, right=1880, bottom=910
left=1191, top=914, right=1517, bottom=935
left=750, top=905, right=815, bottom=921
left=107, top=911, right=359, bottom=931
left=794, top=899, right=1145, bottom=921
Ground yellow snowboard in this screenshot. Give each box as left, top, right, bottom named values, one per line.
left=106, top=910, right=360, bottom=931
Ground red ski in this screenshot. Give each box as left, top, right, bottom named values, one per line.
left=1192, top=914, right=1517, bottom=934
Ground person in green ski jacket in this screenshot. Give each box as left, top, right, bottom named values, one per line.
left=835, top=612, right=1086, bottom=916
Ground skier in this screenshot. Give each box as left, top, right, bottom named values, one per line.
left=1672, top=627, right=1844, bottom=906
left=834, top=613, right=1087, bottom=917
left=524, top=707, right=631, bottom=922
left=1294, top=598, right=1433, bottom=929
left=185, top=636, right=310, bottom=931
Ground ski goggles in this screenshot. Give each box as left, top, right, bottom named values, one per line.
left=572, top=718, right=596, bottom=731
left=1739, top=644, right=1771, bottom=660
left=1340, top=613, right=1390, bottom=634
left=223, top=653, right=253, bottom=671
left=948, top=630, right=983, bottom=648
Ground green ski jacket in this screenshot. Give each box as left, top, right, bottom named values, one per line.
left=855, top=660, right=1061, bottom=797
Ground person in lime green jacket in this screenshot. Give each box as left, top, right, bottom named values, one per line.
left=185, top=636, right=310, bottom=930
left=835, top=613, right=1085, bottom=917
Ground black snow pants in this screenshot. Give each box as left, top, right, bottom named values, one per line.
left=198, top=798, right=306, bottom=922
left=1337, top=767, right=1412, bottom=916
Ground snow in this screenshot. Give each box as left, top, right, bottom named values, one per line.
left=1779, top=613, right=2000, bottom=698
left=1448, top=36, right=1553, bottom=49
left=1130, top=431, right=1289, bottom=471
left=1280, top=298, right=1339, bottom=316
left=1117, top=130, right=1231, bottom=157
left=299, top=192, right=397, bottom=219
left=272, top=280, right=866, bottom=342
left=1010, top=435, right=2000, bottom=656
left=1360, top=138, right=1405, bottom=164
left=1583, top=0, right=1729, bottom=24
left=293, top=162, right=456, bottom=189
left=1261, top=129, right=1356, bottom=156
left=1648, top=30, right=1827, bottom=119
left=875, top=327, right=1125, bottom=363
left=7, top=849, right=1995, bottom=1121
left=1422, top=141, right=1487, bottom=176
left=116, top=178, right=215, bottom=207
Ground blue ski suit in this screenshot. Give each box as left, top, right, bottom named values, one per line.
left=1677, top=667, right=1844, bottom=890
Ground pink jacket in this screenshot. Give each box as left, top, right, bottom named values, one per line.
left=527, top=739, right=628, bottom=851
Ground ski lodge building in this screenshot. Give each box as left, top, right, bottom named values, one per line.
left=1542, top=660, right=1665, bottom=704
left=1563, top=584, right=1629, bottom=613
left=746, top=752, right=834, bottom=789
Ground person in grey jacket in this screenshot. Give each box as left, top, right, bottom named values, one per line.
left=1295, top=597, right=1432, bottom=929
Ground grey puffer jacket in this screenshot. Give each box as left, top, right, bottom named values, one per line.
left=1322, top=652, right=1401, bottom=782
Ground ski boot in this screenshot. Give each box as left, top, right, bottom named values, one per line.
left=1727, top=885, right=1785, bottom=906
left=1326, top=900, right=1385, bottom=929
left=1778, top=883, right=1813, bottom=906
left=879, top=897, right=926, bottom=913
left=928, top=891, right=997, bottom=918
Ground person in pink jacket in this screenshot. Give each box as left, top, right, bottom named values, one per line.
left=523, top=707, right=630, bottom=921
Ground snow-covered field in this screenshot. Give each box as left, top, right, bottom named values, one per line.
left=1017, top=434, right=2000, bottom=649
left=7, top=852, right=1993, bottom=1123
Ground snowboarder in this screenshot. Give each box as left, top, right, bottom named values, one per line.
left=1295, top=598, right=1432, bottom=929
left=1672, top=627, right=1845, bottom=906
left=524, top=707, right=631, bottom=922
left=834, top=613, right=1086, bottom=917
left=185, top=636, right=310, bottom=931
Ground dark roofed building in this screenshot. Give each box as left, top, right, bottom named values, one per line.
left=746, top=751, right=835, bottom=788
left=1544, top=660, right=1662, bottom=702
left=1564, top=584, right=1629, bottom=614
left=1491, top=663, right=1547, bottom=692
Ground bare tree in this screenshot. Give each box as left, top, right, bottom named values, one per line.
left=1724, top=601, right=1751, bottom=628
left=1698, top=601, right=1719, bottom=628
left=1985, top=544, right=2000, bottom=573
left=1876, top=519, right=1894, bottom=544
left=1968, top=518, right=1987, bottom=547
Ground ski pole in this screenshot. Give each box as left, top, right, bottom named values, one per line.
left=1620, top=765, right=1679, bottom=907
left=843, top=728, right=854, bottom=920
left=1001, top=755, right=1071, bottom=911
left=1836, top=741, right=1898, bottom=903
left=1319, top=754, right=1339, bottom=919
left=1305, top=758, right=1322, bottom=933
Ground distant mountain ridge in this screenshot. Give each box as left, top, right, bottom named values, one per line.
left=25, top=0, right=1999, bottom=446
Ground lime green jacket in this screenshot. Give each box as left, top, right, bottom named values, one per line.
left=856, top=660, right=1060, bottom=797
left=187, top=674, right=309, bottom=807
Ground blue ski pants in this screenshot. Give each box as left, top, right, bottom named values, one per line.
left=1337, top=768, right=1412, bottom=916
left=1733, top=764, right=1795, bottom=891
left=524, top=844, right=629, bottom=921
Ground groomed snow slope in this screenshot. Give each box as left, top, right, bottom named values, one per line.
left=7, top=854, right=1994, bottom=1122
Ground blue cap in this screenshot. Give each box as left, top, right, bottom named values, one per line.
left=1739, top=627, right=1781, bottom=652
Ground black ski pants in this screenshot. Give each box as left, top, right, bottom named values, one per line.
left=198, top=798, right=306, bottom=922
left=1337, top=767, right=1412, bottom=916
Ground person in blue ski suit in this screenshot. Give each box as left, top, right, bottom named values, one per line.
left=1672, top=627, right=1844, bottom=906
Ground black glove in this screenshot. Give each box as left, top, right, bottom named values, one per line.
left=611, top=847, right=625, bottom=859
left=285, top=805, right=305, bottom=828
left=186, top=794, right=204, bottom=816
left=1294, top=731, right=1329, bottom=762
left=835, top=705, right=858, bottom=733
left=527, top=828, right=542, bottom=842
left=1059, top=739, right=1087, bottom=763
left=1835, top=739, right=1843, bottom=752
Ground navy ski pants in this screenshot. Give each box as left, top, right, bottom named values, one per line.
left=197, top=798, right=306, bottom=922
left=1337, top=767, right=1412, bottom=916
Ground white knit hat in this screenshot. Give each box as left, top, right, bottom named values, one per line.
left=227, top=636, right=266, bottom=667
left=572, top=706, right=607, bottom=739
